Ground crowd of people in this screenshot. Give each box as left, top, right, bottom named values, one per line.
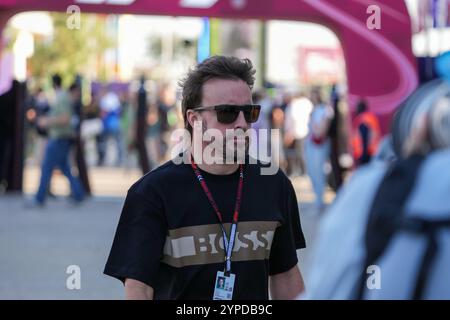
left=24, top=76, right=183, bottom=203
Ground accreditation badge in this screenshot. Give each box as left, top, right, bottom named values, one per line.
left=213, top=271, right=235, bottom=300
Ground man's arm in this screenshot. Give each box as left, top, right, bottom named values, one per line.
left=124, top=278, right=154, bottom=300
left=269, top=265, right=305, bottom=300
left=37, top=113, right=70, bottom=128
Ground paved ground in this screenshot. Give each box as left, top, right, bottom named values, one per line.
left=0, top=165, right=335, bottom=299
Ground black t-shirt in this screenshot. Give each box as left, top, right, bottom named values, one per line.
left=104, top=157, right=306, bottom=300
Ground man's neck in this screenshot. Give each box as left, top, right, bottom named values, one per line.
left=190, top=148, right=239, bottom=175
left=196, top=161, right=239, bottom=175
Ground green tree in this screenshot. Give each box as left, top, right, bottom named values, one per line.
left=29, top=13, right=115, bottom=86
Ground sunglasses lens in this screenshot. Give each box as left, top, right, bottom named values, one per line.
left=215, top=105, right=261, bottom=124
left=245, top=106, right=260, bottom=123
left=217, top=107, right=240, bottom=124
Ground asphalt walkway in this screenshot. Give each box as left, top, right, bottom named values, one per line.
left=0, top=166, right=334, bottom=299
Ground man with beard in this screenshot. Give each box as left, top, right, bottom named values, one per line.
left=104, top=56, right=306, bottom=300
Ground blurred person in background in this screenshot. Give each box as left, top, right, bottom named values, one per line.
left=119, top=90, right=135, bottom=169
left=351, top=99, right=381, bottom=167
left=284, top=91, right=313, bottom=176
left=146, top=101, right=160, bottom=170
left=327, top=84, right=345, bottom=190
left=98, top=85, right=124, bottom=167
left=156, top=83, right=177, bottom=163
left=29, top=74, right=85, bottom=207
left=250, top=89, right=274, bottom=162
left=70, top=82, right=91, bottom=195
left=281, top=91, right=296, bottom=176
left=304, top=88, right=334, bottom=213
left=25, top=87, right=51, bottom=165
left=270, top=102, right=287, bottom=172
left=24, top=86, right=57, bottom=198
left=82, top=91, right=104, bottom=166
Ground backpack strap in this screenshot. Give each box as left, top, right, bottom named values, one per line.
left=356, top=154, right=425, bottom=299
left=397, top=216, right=450, bottom=299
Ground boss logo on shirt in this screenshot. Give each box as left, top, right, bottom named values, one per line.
left=162, top=221, right=280, bottom=267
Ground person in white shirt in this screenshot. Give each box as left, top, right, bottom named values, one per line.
left=284, top=92, right=313, bottom=176
left=304, top=89, right=334, bottom=212
left=98, top=87, right=124, bottom=166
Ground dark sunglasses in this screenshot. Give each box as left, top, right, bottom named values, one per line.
left=194, top=104, right=261, bottom=124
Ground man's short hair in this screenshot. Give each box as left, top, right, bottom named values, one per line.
left=52, top=74, right=62, bottom=88
left=179, top=55, right=256, bottom=134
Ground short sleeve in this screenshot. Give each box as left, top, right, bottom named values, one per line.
left=268, top=179, right=306, bottom=275
left=103, top=188, right=167, bottom=288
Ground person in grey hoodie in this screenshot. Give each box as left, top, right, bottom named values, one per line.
left=302, top=78, right=450, bottom=300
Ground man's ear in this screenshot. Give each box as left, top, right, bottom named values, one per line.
left=187, top=109, right=201, bottom=129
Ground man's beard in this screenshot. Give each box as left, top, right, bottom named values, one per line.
left=202, top=119, right=249, bottom=164
left=224, top=136, right=249, bottom=163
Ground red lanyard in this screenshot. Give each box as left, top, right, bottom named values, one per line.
left=190, top=158, right=244, bottom=274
